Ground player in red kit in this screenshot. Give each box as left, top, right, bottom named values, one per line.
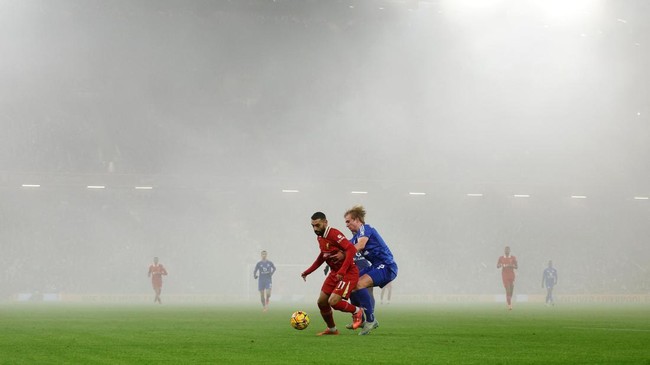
left=497, top=246, right=518, bottom=310
left=148, top=257, right=168, bottom=304
left=301, top=211, right=364, bottom=336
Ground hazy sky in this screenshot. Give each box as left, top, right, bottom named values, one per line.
left=1, top=0, right=648, bottom=301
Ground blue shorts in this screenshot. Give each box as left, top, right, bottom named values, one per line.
left=258, top=277, right=272, bottom=291
left=361, top=262, right=397, bottom=288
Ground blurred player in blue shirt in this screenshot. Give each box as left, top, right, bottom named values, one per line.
left=254, top=250, right=276, bottom=312
left=541, top=260, right=558, bottom=306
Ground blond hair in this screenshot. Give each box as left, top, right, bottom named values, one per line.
left=345, top=205, right=366, bottom=224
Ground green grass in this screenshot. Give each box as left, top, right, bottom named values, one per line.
left=1, top=303, right=649, bottom=364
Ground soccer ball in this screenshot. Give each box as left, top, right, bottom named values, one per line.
left=290, top=310, right=310, bottom=330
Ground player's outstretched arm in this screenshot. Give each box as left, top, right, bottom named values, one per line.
left=302, top=254, right=325, bottom=281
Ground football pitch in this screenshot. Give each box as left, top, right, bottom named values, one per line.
left=0, top=303, right=648, bottom=364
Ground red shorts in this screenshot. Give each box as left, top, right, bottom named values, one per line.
left=321, top=266, right=359, bottom=300
left=152, top=278, right=163, bottom=289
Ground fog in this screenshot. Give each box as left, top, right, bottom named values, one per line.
left=1, top=0, right=648, bottom=303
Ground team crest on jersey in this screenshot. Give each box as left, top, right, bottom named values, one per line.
left=325, top=243, right=330, bottom=250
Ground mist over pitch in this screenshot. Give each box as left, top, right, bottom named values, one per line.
left=0, top=0, right=648, bottom=302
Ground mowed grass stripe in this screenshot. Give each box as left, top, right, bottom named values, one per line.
left=0, top=304, right=648, bottom=364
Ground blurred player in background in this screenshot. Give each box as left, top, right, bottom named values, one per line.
left=301, top=211, right=364, bottom=336
left=345, top=205, right=398, bottom=335
left=541, top=260, right=558, bottom=306
left=497, top=246, right=518, bottom=310
left=253, top=250, right=276, bottom=312
left=148, top=257, right=167, bottom=304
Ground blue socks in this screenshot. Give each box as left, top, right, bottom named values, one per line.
left=351, top=288, right=375, bottom=323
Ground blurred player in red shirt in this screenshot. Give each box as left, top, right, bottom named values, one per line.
left=497, top=246, right=518, bottom=310
left=148, top=257, right=168, bottom=304
left=301, top=212, right=364, bottom=336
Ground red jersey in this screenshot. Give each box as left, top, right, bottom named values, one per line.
left=497, top=255, right=517, bottom=278
left=148, top=264, right=167, bottom=287
left=303, top=226, right=357, bottom=277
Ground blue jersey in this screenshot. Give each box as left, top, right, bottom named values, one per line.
left=350, top=224, right=395, bottom=267
left=543, top=267, right=558, bottom=286
left=254, top=260, right=276, bottom=279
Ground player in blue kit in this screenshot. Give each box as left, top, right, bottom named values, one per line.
left=344, top=205, right=398, bottom=335
left=541, top=260, right=558, bottom=306
left=254, top=250, right=276, bottom=312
